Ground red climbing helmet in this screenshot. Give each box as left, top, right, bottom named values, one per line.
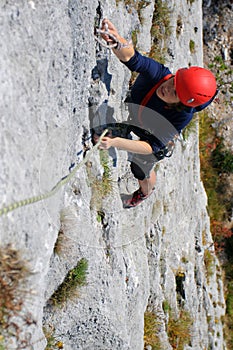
left=174, top=66, right=217, bottom=107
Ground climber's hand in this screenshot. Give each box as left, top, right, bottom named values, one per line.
left=101, top=18, right=119, bottom=44
left=99, top=136, right=115, bottom=150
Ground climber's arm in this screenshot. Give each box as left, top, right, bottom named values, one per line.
left=99, top=136, right=153, bottom=155
left=100, top=18, right=135, bottom=62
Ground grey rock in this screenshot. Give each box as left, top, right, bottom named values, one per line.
left=0, top=0, right=226, bottom=349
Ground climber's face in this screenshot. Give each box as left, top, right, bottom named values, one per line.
left=156, top=77, right=180, bottom=104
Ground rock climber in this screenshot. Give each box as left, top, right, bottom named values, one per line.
left=94, top=19, right=217, bottom=208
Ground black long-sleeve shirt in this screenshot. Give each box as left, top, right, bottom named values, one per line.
left=122, top=51, right=211, bottom=153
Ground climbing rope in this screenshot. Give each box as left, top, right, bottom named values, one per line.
left=0, top=130, right=108, bottom=217
left=94, top=22, right=132, bottom=50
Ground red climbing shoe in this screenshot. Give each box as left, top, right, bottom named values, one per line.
left=123, top=188, right=153, bottom=208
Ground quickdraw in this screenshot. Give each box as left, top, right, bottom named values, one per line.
left=94, top=22, right=132, bottom=50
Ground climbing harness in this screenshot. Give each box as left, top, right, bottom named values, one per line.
left=94, top=22, right=132, bottom=50
left=0, top=130, right=108, bottom=217
left=153, top=137, right=178, bottom=160
left=137, top=74, right=179, bottom=160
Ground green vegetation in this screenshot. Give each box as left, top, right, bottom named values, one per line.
left=86, top=149, right=113, bottom=211
left=123, top=0, right=171, bottom=86
left=116, top=0, right=151, bottom=23
left=181, top=256, right=189, bottom=264
left=131, top=29, right=139, bottom=47
left=199, top=111, right=232, bottom=217
left=0, top=245, right=29, bottom=348
left=50, top=258, right=88, bottom=306
left=96, top=210, right=107, bottom=226
left=189, top=39, right=195, bottom=53
left=199, top=110, right=233, bottom=348
left=208, top=56, right=231, bottom=76
left=144, top=304, right=193, bottom=349
left=162, top=300, right=171, bottom=313
left=204, top=249, right=215, bottom=282
left=144, top=311, right=163, bottom=350
left=43, top=326, right=64, bottom=349
left=126, top=0, right=151, bottom=23
left=99, top=149, right=112, bottom=184
left=149, top=0, right=171, bottom=63
left=167, top=309, right=193, bottom=349
left=208, top=56, right=233, bottom=103
left=118, top=0, right=171, bottom=56
left=211, top=143, right=233, bottom=174
left=0, top=337, right=4, bottom=350
left=187, top=0, right=196, bottom=5
left=199, top=110, right=232, bottom=223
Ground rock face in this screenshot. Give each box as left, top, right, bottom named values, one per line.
left=0, top=1, right=226, bottom=349
left=203, top=0, right=233, bottom=223
left=203, top=0, right=233, bottom=150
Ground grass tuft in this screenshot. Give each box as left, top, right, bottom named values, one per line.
left=86, top=150, right=113, bottom=211
left=167, top=309, right=193, bottom=349
left=0, top=245, right=30, bottom=347
left=50, top=258, right=88, bottom=306
left=43, top=326, right=64, bottom=349
left=204, top=249, right=215, bottom=282
left=149, top=0, right=171, bottom=64
left=189, top=39, right=195, bottom=53
left=54, top=227, right=67, bottom=256
left=144, top=304, right=193, bottom=350
left=144, top=311, right=163, bottom=350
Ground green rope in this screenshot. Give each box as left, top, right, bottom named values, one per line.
left=0, top=130, right=108, bottom=217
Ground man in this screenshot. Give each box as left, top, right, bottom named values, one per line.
left=95, top=19, right=217, bottom=208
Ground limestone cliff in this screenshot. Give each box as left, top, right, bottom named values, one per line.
left=0, top=1, right=226, bottom=349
